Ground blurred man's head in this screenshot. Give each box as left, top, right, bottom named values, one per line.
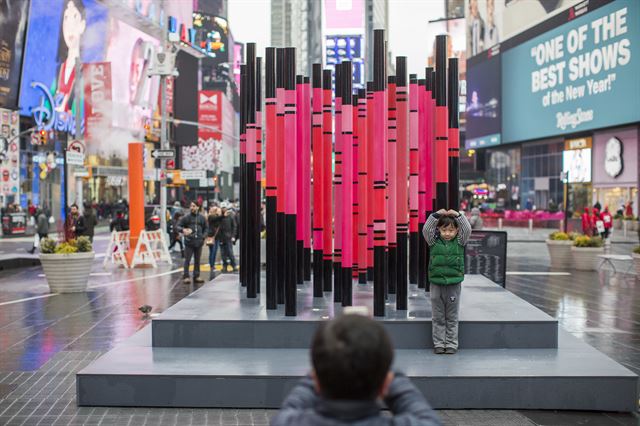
left=70, top=204, right=78, bottom=215
left=311, top=314, right=394, bottom=400
left=190, top=202, right=199, bottom=214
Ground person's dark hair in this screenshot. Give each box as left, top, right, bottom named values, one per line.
left=56, top=0, right=87, bottom=65
left=436, top=215, right=459, bottom=229
left=311, top=314, right=393, bottom=400
left=70, top=203, right=79, bottom=209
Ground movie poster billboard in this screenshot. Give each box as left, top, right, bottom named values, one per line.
left=19, top=0, right=109, bottom=118
left=0, top=0, right=29, bottom=109
left=0, top=107, right=20, bottom=199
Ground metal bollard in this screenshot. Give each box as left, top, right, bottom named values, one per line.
left=623, top=220, right=628, bottom=237
left=498, top=218, right=503, bottom=230
left=528, top=218, right=533, bottom=234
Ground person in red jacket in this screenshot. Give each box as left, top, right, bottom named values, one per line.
left=592, top=208, right=603, bottom=239
left=600, top=206, right=613, bottom=240
left=581, top=207, right=593, bottom=236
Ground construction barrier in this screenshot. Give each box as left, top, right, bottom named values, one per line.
left=103, top=230, right=131, bottom=269
left=130, top=230, right=172, bottom=268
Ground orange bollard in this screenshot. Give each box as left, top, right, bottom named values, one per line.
left=126, top=142, right=145, bottom=266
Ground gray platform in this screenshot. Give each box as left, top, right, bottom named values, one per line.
left=76, top=275, right=639, bottom=412
left=152, top=275, right=558, bottom=349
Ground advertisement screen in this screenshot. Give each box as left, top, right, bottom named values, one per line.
left=465, top=54, right=501, bottom=148
left=563, top=148, right=591, bottom=183
left=19, top=0, right=109, bottom=118
left=502, top=0, right=640, bottom=144
left=0, top=0, right=29, bottom=109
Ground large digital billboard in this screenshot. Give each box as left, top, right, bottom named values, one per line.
left=465, top=52, right=501, bottom=148
left=502, top=0, right=639, bottom=144
left=19, top=0, right=109, bottom=120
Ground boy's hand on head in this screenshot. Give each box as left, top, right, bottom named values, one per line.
left=437, top=209, right=448, bottom=216
left=447, top=209, right=460, bottom=217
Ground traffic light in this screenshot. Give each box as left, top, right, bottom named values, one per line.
left=38, top=129, right=47, bottom=145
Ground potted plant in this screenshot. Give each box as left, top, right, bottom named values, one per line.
left=546, top=231, right=573, bottom=269
left=571, top=235, right=604, bottom=271
left=633, top=247, right=640, bottom=276
left=40, top=236, right=95, bottom=293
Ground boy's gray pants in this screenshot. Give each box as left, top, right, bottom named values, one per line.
left=430, top=283, right=462, bottom=349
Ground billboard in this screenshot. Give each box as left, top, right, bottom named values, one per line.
left=0, top=0, right=29, bottom=109
left=198, top=90, right=222, bottom=141
left=503, top=0, right=582, bottom=41
left=19, top=0, right=109, bottom=120
left=502, top=0, right=639, bottom=144
left=465, top=0, right=504, bottom=58
left=465, top=53, right=501, bottom=148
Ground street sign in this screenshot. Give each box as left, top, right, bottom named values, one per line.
left=181, top=170, right=206, bottom=180
left=74, top=167, right=90, bottom=178
left=152, top=149, right=175, bottom=159
left=66, top=151, right=85, bottom=166
left=68, top=140, right=85, bottom=154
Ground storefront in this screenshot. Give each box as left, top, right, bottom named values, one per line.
left=592, top=126, right=639, bottom=217
left=519, top=139, right=564, bottom=211
left=562, top=136, right=593, bottom=216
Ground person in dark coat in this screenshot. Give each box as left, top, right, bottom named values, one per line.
left=77, top=205, right=98, bottom=242
left=176, top=201, right=207, bottom=283
left=29, top=209, right=50, bottom=254
left=207, top=206, right=222, bottom=276
left=271, top=314, right=441, bottom=426
left=109, top=211, right=129, bottom=232
left=168, top=211, right=184, bottom=257
left=217, top=206, right=237, bottom=272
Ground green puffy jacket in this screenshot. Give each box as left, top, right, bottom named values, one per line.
left=428, top=238, right=464, bottom=285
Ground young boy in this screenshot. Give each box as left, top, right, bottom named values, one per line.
left=422, top=209, right=472, bottom=355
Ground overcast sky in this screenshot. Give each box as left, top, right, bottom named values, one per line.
left=227, top=0, right=272, bottom=58
left=227, top=0, right=446, bottom=76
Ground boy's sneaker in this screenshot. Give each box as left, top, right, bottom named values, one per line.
left=226, top=265, right=234, bottom=273
left=194, top=277, right=205, bottom=284
left=433, top=347, right=445, bottom=355
left=444, top=347, right=458, bottom=355
left=183, top=277, right=191, bottom=284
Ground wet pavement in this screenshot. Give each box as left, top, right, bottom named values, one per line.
left=0, top=234, right=639, bottom=425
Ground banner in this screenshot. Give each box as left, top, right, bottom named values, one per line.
left=83, top=62, right=112, bottom=141
left=502, top=0, right=639, bottom=144
left=0, top=0, right=29, bottom=109
left=198, top=90, right=222, bottom=140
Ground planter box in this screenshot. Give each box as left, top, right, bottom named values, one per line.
left=571, top=246, right=604, bottom=271
left=40, top=252, right=95, bottom=293
left=633, top=253, right=640, bottom=276
left=614, top=219, right=622, bottom=230
left=545, top=240, right=573, bottom=269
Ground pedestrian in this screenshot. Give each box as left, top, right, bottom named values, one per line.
left=168, top=211, right=184, bottom=257
left=207, top=206, right=222, bottom=278
left=581, top=207, right=592, bottom=236
left=218, top=206, right=237, bottom=273
left=469, top=207, right=483, bottom=230
left=64, top=204, right=81, bottom=241
left=594, top=200, right=602, bottom=212
left=78, top=204, right=98, bottom=242
left=109, top=211, right=129, bottom=232
left=592, top=208, right=604, bottom=239
left=625, top=201, right=633, bottom=218
left=29, top=209, right=49, bottom=254
left=600, top=206, right=613, bottom=240
left=422, top=209, right=472, bottom=355
left=271, top=314, right=441, bottom=426
left=177, top=201, right=207, bottom=284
